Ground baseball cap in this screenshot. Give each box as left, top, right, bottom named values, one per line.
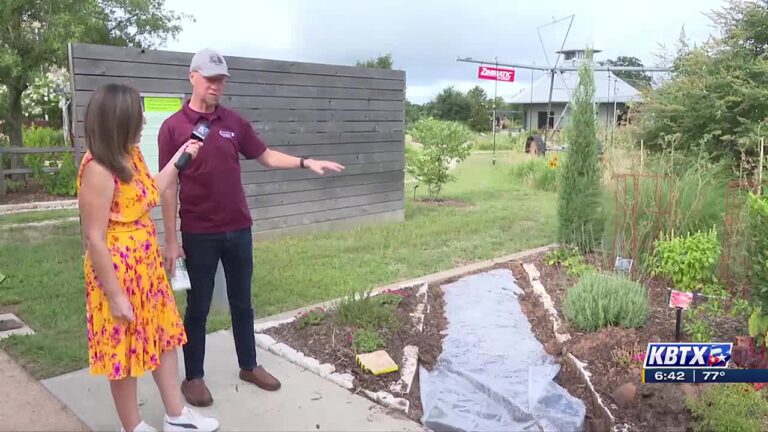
left=190, top=49, right=230, bottom=77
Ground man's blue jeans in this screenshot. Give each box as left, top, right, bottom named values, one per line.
left=181, top=227, right=256, bottom=380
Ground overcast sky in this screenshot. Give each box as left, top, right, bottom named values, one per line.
left=162, top=0, right=726, bottom=104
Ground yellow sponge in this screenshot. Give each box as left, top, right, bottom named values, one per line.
left=356, top=350, right=399, bottom=375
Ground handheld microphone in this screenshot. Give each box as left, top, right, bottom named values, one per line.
left=175, top=120, right=211, bottom=171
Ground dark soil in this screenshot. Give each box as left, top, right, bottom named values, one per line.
left=413, top=198, right=472, bottom=208
left=265, top=285, right=446, bottom=423
left=1, top=182, right=72, bottom=205
left=504, top=253, right=749, bottom=432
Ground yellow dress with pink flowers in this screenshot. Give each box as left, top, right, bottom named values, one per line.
left=77, top=147, right=186, bottom=380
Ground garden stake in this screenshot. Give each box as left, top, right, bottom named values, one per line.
left=675, top=308, right=682, bottom=342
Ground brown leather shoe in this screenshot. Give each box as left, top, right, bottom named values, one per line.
left=239, top=366, right=281, bottom=391
left=181, top=378, right=213, bottom=407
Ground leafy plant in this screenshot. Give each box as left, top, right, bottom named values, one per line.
left=748, top=192, right=768, bottom=311
left=647, top=227, right=720, bottom=292
left=685, top=307, right=714, bottom=343
left=557, top=52, right=605, bottom=252
left=407, top=117, right=473, bottom=198
left=353, top=328, right=382, bottom=353
left=749, top=308, right=768, bottom=348
left=510, top=157, right=561, bottom=192
left=686, top=383, right=768, bottom=432
left=22, top=127, right=76, bottom=196
left=563, top=273, right=648, bottom=332
left=546, top=247, right=595, bottom=277
left=297, top=308, right=326, bottom=329
left=335, top=290, right=401, bottom=332
left=546, top=247, right=579, bottom=266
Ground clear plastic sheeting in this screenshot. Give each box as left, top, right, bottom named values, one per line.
left=420, top=268, right=586, bottom=432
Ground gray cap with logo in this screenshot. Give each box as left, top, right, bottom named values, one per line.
left=190, top=49, right=230, bottom=77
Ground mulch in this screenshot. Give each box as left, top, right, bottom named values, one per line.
left=0, top=184, right=71, bottom=205
left=503, top=253, right=749, bottom=432
left=264, top=284, right=446, bottom=423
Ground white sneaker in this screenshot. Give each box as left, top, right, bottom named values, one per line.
left=121, top=421, right=157, bottom=432
left=163, top=406, right=219, bottom=432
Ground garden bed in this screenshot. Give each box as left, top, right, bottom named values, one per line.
left=263, top=283, right=446, bottom=423
left=502, top=252, right=750, bottom=432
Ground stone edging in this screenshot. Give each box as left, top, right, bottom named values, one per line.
left=252, top=244, right=558, bottom=416
left=0, top=200, right=78, bottom=215
left=0, top=217, right=79, bottom=231
left=521, top=262, right=623, bottom=431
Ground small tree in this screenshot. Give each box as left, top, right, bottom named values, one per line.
left=407, top=117, right=472, bottom=198
left=557, top=53, right=604, bottom=251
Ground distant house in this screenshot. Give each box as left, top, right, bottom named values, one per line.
left=509, top=49, right=641, bottom=132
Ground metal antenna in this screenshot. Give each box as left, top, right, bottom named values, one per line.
left=537, top=14, right=575, bottom=144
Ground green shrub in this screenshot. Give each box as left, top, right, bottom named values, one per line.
left=686, top=384, right=768, bottom=432
left=646, top=227, right=720, bottom=292
left=22, top=126, right=75, bottom=196
left=334, top=290, right=401, bottom=332
left=747, top=192, right=768, bottom=311
left=353, top=328, right=383, bottom=353
left=297, top=308, right=326, bottom=329
left=510, top=156, right=561, bottom=192
left=557, top=54, right=605, bottom=252
left=563, top=273, right=648, bottom=331
left=545, top=247, right=595, bottom=277
left=406, top=117, right=472, bottom=198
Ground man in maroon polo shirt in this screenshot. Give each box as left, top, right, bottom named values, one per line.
left=158, top=48, right=344, bottom=407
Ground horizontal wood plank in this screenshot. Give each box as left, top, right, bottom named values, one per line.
left=76, top=105, right=405, bottom=123
left=244, top=171, right=404, bottom=197
left=253, top=200, right=403, bottom=232
left=71, top=43, right=405, bottom=81
left=241, top=161, right=403, bottom=184
left=239, top=151, right=403, bottom=173
left=247, top=180, right=403, bottom=208
left=252, top=209, right=404, bottom=241
left=73, top=72, right=404, bottom=99
left=254, top=190, right=402, bottom=220
left=75, top=120, right=403, bottom=139
left=74, top=73, right=403, bottom=96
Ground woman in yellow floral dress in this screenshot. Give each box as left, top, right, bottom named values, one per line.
left=78, top=84, right=218, bottom=432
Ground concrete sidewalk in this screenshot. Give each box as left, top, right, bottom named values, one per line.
left=0, top=350, right=88, bottom=432
left=43, top=330, right=422, bottom=432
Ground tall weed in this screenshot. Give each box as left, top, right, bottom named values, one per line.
left=604, top=152, right=729, bottom=268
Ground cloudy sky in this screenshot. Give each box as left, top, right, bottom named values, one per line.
left=162, top=0, right=726, bottom=104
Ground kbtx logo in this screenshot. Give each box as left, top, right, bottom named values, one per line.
left=643, top=343, right=732, bottom=368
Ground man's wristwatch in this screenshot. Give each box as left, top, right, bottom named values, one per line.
left=299, top=156, right=310, bottom=168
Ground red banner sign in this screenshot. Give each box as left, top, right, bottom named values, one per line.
left=478, top=66, right=515, bottom=82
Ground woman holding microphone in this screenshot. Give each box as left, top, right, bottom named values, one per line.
left=78, top=83, right=219, bottom=432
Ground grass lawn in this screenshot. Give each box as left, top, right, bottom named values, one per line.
left=0, top=208, right=78, bottom=226
left=0, top=151, right=557, bottom=379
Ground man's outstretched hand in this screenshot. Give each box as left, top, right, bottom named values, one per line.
left=305, top=159, right=345, bottom=175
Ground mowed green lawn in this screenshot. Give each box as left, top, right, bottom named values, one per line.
left=0, top=151, right=557, bottom=378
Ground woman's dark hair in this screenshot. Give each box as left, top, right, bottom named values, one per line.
left=83, top=84, right=143, bottom=183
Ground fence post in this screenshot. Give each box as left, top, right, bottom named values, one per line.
left=0, top=150, right=5, bottom=197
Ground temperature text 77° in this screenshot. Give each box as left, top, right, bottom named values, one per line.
left=702, top=371, right=725, bottom=381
